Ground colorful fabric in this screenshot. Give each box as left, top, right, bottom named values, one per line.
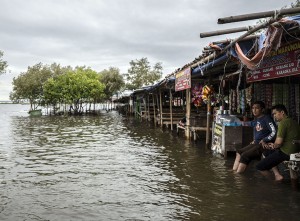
left=235, top=25, right=283, bottom=70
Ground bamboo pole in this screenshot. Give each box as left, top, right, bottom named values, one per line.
left=206, top=97, right=212, bottom=146
left=169, top=89, right=173, bottom=131
left=200, top=18, right=300, bottom=39
left=218, top=7, right=300, bottom=24
left=159, top=89, right=163, bottom=127
left=192, top=17, right=280, bottom=70
left=152, top=93, right=156, bottom=125
left=220, top=17, right=280, bottom=54
left=144, top=96, right=147, bottom=120
left=147, top=94, right=150, bottom=121
left=156, top=93, right=159, bottom=126
left=200, top=26, right=252, bottom=38
left=129, top=97, right=132, bottom=114
left=185, top=88, right=191, bottom=138
left=191, top=51, right=218, bottom=69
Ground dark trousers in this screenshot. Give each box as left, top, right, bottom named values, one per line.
left=256, top=149, right=289, bottom=171
left=237, top=143, right=264, bottom=165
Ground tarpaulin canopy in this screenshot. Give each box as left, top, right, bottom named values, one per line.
left=191, top=15, right=300, bottom=77
left=192, top=39, right=256, bottom=77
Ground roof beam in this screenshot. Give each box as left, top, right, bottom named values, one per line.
left=200, top=26, right=253, bottom=38
left=218, top=7, right=300, bottom=24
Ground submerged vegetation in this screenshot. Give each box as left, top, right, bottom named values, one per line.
left=9, top=57, right=162, bottom=115
left=10, top=63, right=123, bottom=115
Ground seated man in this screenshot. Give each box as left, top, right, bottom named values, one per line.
left=233, top=101, right=277, bottom=173
left=178, top=116, right=186, bottom=127
left=256, top=104, right=300, bottom=181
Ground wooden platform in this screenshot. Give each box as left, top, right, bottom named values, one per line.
left=190, top=126, right=212, bottom=141
left=155, top=112, right=184, bottom=127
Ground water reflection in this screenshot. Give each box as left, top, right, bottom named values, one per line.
left=1, top=105, right=300, bottom=220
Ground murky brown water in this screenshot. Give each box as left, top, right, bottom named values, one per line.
left=1, top=104, right=300, bottom=221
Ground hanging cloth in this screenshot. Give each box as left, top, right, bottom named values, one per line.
left=235, top=25, right=283, bottom=70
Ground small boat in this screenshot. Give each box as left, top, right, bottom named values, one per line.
left=28, top=109, right=42, bottom=117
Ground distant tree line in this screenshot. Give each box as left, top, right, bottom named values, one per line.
left=8, top=57, right=162, bottom=115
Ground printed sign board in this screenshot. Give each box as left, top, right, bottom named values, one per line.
left=247, top=41, right=300, bottom=82
left=211, top=123, right=223, bottom=155
left=175, top=67, right=191, bottom=91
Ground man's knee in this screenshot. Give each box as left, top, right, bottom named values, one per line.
left=240, top=154, right=250, bottom=165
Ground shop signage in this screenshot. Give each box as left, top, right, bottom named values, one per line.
left=211, top=123, right=223, bottom=155
left=175, top=67, right=191, bottom=91
left=247, top=41, right=300, bottom=82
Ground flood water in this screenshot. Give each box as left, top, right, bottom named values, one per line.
left=1, top=104, right=300, bottom=221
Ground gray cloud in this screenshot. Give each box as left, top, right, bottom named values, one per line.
left=0, top=0, right=292, bottom=100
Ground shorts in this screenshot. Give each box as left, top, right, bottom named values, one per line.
left=237, top=143, right=264, bottom=165
left=256, top=149, right=290, bottom=171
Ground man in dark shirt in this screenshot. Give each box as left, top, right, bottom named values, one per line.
left=233, top=101, right=277, bottom=173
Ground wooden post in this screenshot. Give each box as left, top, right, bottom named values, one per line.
left=218, top=7, right=300, bottom=24
left=147, top=94, right=150, bottom=121
left=129, top=97, right=132, bottom=114
left=155, top=93, right=159, bottom=126
left=206, top=96, right=212, bottom=146
left=152, top=93, right=156, bottom=125
left=169, top=89, right=173, bottom=131
left=144, top=97, right=146, bottom=121
left=185, top=88, right=191, bottom=138
left=200, top=26, right=251, bottom=38
left=159, top=89, right=163, bottom=127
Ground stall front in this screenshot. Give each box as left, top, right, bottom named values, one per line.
left=198, top=12, right=300, bottom=157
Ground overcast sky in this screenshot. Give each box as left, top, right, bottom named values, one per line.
left=0, top=0, right=293, bottom=100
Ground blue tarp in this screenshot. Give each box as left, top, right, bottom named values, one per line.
left=132, top=76, right=176, bottom=93
left=192, top=39, right=256, bottom=77
left=192, top=54, right=228, bottom=77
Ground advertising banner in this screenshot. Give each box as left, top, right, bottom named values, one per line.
left=247, top=41, right=300, bottom=82
left=175, top=67, right=191, bottom=91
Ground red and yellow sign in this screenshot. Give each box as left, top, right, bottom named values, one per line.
left=247, top=41, right=300, bottom=82
left=175, top=67, right=191, bottom=91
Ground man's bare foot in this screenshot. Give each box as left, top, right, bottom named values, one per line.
left=275, top=174, right=284, bottom=181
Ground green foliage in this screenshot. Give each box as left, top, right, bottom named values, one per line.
left=11, top=58, right=162, bottom=113
left=10, top=63, right=57, bottom=109
left=0, top=50, right=8, bottom=75
left=99, top=67, right=125, bottom=99
left=43, top=66, right=105, bottom=113
left=10, top=62, right=73, bottom=110
left=125, top=57, right=163, bottom=90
